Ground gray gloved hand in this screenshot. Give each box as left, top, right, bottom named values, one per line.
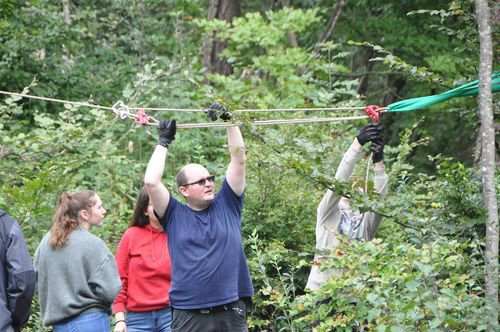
left=158, top=119, right=176, bottom=148
left=356, top=123, right=382, bottom=146
left=205, top=103, right=232, bottom=122
left=371, top=139, right=384, bottom=163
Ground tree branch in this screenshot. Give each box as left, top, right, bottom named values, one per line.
left=314, top=0, right=349, bottom=55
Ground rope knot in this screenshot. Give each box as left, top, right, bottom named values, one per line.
left=112, top=101, right=131, bottom=119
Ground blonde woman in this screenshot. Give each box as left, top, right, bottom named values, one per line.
left=34, top=190, right=121, bottom=332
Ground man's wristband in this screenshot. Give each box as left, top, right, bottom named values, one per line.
left=115, top=320, right=126, bottom=325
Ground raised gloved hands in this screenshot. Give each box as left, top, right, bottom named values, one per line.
left=206, top=103, right=232, bottom=122
left=158, top=119, right=176, bottom=148
left=371, top=139, right=384, bottom=163
left=356, top=123, right=382, bottom=146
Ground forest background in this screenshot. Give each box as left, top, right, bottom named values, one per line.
left=0, top=0, right=498, bottom=331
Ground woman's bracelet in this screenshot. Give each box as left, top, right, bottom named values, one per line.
left=114, top=320, right=126, bottom=325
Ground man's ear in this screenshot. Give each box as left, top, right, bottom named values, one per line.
left=178, top=186, right=188, bottom=197
left=79, top=209, right=90, bottom=221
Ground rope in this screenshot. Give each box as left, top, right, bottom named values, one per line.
left=128, top=106, right=365, bottom=113
left=0, top=90, right=376, bottom=128
left=129, top=106, right=204, bottom=112
left=365, top=153, right=372, bottom=193
left=251, top=115, right=369, bottom=125
left=176, top=115, right=370, bottom=129
left=177, top=122, right=237, bottom=129
left=233, top=107, right=366, bottom=113
left=0, top=90, right=113, bottom=110
left=0, top=90, right=366, bottom=114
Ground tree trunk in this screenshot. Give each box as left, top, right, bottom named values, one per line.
left=272, top=0, right=298, bottom=46
left=62, top=0, right=71, bottom=25
left=475, top=0, right=498, bottom=329
left=203, top=0, right=241, bottom=76
left=356, top=48, right=375, bottom=96
left=314, top=0, right=349, bottom=55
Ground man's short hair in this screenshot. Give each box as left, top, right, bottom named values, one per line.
left=176, top=167, right=188, bottom=188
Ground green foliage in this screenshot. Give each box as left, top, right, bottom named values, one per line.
left=0, top=0, right=495, bottom=331
left=348, top=41, right=446, bottom=86
left=242, top=125, right=493, bottom=331
left=195, top=7, right=360, bottom=109
left=0, top=94, right=143, bottom=245
left=247, top=230, right=310, bottom=331
left=0, top=0, right=203, bottom=104
left=408, top=0, right=480, bottom=74
left=294, top=236, right=489, bottom=331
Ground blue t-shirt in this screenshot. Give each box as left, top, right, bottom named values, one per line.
left=160, top=179, right=254, bottom=309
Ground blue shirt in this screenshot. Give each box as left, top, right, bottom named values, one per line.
left=160, top=179, right=254, bottom=309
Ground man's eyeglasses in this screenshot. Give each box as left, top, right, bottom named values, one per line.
left=181, top=175, right=216, bottom=187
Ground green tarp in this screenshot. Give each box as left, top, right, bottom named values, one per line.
left=387, top=72, right=500, bottom=112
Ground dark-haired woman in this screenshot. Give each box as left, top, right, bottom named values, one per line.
left=34, top=190, right=121, bottom=332
left=113, top=186, right=172, bottom=332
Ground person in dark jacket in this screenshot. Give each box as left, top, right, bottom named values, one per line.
left=0, top=208, right=36, bottom=332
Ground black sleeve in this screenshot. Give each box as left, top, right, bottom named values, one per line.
left=5, top=221, right=36, bottom=330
